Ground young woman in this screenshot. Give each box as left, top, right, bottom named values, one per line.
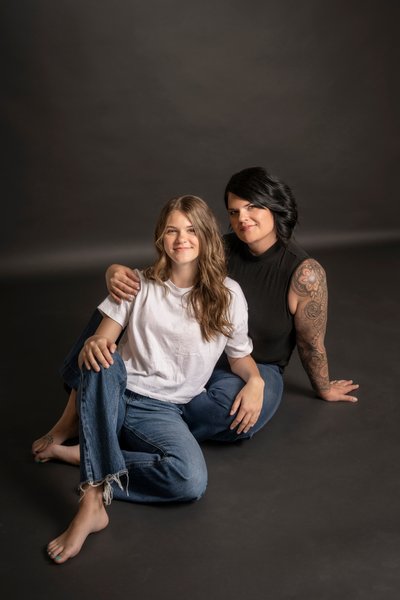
left=46, top=195, right=264, bottom=564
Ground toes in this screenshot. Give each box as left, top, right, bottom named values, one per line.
left=53, top=552, right=69, bottom=564
left=47, top=540, right=74, bottom=565
left=35, top=454, right=51, bottom=463
left=48, top=546, right=60, bottom=558
left=32, top=441, right=45, bottom=454
left=32, top=434, right=54, bottom=455
left=48, top=548, right=65, bottom=563
left=47, top=548, right=63, bottom=563
left=48, top=539, right=63, bottom=554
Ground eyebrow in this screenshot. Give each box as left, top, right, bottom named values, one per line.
left=165, top=225, right=194, bottom=230
left=227, top=202, right=253, bottom=211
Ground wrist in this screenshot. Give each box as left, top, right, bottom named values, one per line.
left=315, top=385, right=331, bottom=400
left=247, top=375, right=264, bottom=387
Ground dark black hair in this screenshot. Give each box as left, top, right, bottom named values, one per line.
left=224, top=167, right=298, bottom=244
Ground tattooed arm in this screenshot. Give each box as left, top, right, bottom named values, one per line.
left=289, top=259, right=359, bottom=402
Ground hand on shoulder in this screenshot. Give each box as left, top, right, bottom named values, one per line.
left=105, top=264, right=141, bottom=303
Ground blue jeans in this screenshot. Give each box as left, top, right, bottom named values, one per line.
left=182, top=359, right=283, bottom=442
left=61, top=310, right=284, bottom=443
left=78, top=352, right=207, bottom=504
left=61, top=309, right=103, bottom=392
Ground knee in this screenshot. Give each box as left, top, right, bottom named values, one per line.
left=208, top=377, right=243, bottom=407
left=263, top=370, right=283, bottom=413
left=175, top=458, right=208, bottom=502
left=253, top=367, right=283, bottom=430
left=81, top=352, right=126, bottom=385
left=182, top=470, right=208, bottom=502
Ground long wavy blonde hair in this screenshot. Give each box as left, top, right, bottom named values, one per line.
left=143, top=195, right=233, bottom=342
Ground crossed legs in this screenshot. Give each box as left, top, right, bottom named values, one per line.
left=47, top=356, right=207, bottom=564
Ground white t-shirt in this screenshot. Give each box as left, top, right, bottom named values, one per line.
left=98, top=272, right=252, bottom=404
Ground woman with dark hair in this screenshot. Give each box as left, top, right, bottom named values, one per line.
left=45, top=195, right=264, bottom=563
left=33, top=167, right=358, bottom=465
left=222, top=166, right=358, bottom=397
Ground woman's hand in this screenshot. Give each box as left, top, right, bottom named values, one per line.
left=229, top=376, right=265, bottom=434
left=106, top=264, right=141, bottom=303
left=79, top=335, right=117, bottom=372
left=318, top=379, right=359, bottom=402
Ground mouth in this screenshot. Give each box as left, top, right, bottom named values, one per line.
left=239, top=225, right=255, bottom=232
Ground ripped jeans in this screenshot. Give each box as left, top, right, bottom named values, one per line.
left=66, top=310, right=284, bottom=503
left=78, top=352, right=207, bottom=504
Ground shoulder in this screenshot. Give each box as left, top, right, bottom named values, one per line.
left=135, top=270, right=151, bottom=292
left=136, top=269, right=146, bottom=282
left=290, top=258, right=327, bottom=298
left=224, top=277, right=248, bottom=305
left=285, top=239, right=309, bottom=262
left=134, top=270, right=164, bottom=300
left=224, top=276, right=243, bottom=294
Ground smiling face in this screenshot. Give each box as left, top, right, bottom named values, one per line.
left=227, top=192, right=277, bottom=255
left=163, top=210, right=200, bottom=270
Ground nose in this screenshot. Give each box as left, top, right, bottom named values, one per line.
left=238, top=209, right=249, bottom=223
left=176, top=230, right=187, bottom=243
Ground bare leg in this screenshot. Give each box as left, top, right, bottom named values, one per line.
left=47, top=485, right=109, bottom=564
left=32, top=389, right=79, bottom=462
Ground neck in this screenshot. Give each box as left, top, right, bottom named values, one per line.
left=169, top=263, right=197, bottom=288
left=247, top=233, right=278, bottom=256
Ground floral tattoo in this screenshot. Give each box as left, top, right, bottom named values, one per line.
left=291, top=259, right=330, bottom=394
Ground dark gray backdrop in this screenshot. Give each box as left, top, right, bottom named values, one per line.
left=2, top=0, right=399, bottom=276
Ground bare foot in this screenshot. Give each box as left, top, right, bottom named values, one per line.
left=47, top=487, right=109, bottom=564
left=32, top=431, right=77, bottom=455
left=32, top=433, right=56, bottom=456
left=35, top=443, right=80, bottom=466
left=32, top=390, right=79, bottom=461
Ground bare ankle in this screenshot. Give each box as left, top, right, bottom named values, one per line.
left=80, top=484, right=105, bottom=508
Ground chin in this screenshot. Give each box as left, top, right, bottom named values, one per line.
left=238, top=232, right=255, bottom=244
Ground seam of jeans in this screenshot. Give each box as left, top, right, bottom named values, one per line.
left=123, top=427, right=169, bottom=458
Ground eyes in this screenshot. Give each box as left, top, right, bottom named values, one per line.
left=164, top=226, right=197, bottom=236
left=228, top=204, right=258, bottom=217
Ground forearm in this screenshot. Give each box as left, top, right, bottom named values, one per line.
left=93, top=316, right=123, bottom=343
left=296, top=338, right=330, bottom=396
left=227, top=355, right=265, bottom=434
left=227, top=355, right=263, bottom=385
left=79, top=316, right=123, bottom=371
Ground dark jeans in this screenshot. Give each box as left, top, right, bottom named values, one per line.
left=61, top=309, right=283, bottom=444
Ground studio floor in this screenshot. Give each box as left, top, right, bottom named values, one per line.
left=1, top=241, right=399, bottom=600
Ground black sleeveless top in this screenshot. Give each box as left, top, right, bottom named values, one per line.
left=224, top=233, right=309, bottom=368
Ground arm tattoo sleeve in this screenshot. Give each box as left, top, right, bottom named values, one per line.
left=291, top=259, right=330, bottom=394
